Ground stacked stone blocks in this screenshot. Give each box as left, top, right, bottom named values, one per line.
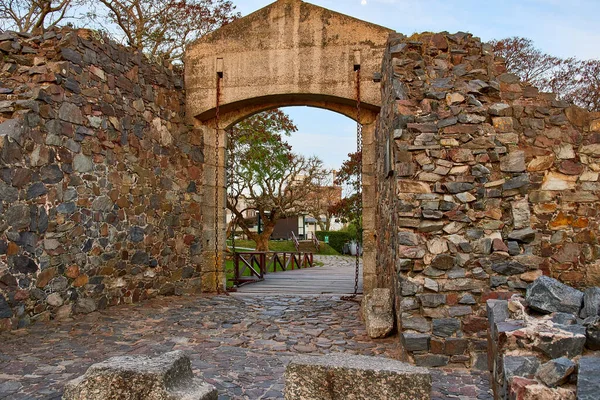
left=374, top=31, right=600, bottom=368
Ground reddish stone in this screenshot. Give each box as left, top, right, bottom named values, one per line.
left=443, top=124, right=479, bottom=134
left=73, top=275, right=89, bottom=287
left=559, top=160, right=584, bottom=175
left=559, top=270, right=585, bottom=283
left=492, top=239, right=509, bottom=252
left=509, top=376, right=538, bottom=400
left=446, top=293, right=458, bottom=305
left=462, top=316, right=488, bottom=334
left=552, top=242, right=580, bottom=263
left=184, top=235, right=195, bottom=245
left=14, top=290, right=29, bottom=301
left=6, top=242, right=19, bottom=256
left=36, top=268, right=56, bottom=288
left=430, top=337, right=444, bottom=354
left=481, top=291, right=516, bottom=302
left=431, top=33, right=448, bottom=50
left=66, top=265, right=80, bottom=279
left=572, top=217, right=589, bottom=229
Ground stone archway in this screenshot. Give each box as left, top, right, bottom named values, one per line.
left=184, top=0, right=393, bottom=293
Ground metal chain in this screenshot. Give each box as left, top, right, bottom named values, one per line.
left=354, top=67, right=362, bottom=297
left=343, top=67, right=362, bottom=302
left=215, top=75, right=222, bottom=287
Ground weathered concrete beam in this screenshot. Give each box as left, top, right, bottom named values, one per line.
left=285, top=353, right=431, bottom=399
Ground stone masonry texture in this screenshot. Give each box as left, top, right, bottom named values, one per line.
left=0, top=28, right=204, bottom=332
left=374, top=31, right=600, bottom=368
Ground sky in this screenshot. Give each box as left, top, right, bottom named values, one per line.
left=234, top=0, right=600, bottom=170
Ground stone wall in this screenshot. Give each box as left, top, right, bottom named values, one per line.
left=0, top=28, right=204, bottom=331
left=375, top=31, right=600, bottom=368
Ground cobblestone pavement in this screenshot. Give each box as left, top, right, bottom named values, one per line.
left=0, top=262, right=492, bottom=399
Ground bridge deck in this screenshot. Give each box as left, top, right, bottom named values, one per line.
left=233, top=255, right=363, bottom=295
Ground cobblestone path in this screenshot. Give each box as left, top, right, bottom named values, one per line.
left=0, top=260, right=492, bottom=400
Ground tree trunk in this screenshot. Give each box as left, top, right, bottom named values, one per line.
left=254, top=223, right=275, bottom=251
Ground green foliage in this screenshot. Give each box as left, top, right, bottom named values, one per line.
left=315, top=231, right=354, bottom=254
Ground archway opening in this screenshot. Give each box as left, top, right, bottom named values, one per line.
left=223, top=106, right=366, bottom=295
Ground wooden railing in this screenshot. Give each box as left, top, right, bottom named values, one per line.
left=311, top=235, right=320, bottom=252
left=232, top=251, right=314, bottom=287
left=291, top=231, right=300, bottom=252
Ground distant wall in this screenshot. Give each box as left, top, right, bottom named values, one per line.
left=375, top=31, right=600, bottom=368
left=0, top=28, right=204, bottom=331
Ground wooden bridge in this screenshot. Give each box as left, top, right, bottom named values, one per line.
left=232, top=255, right=363, bottom=295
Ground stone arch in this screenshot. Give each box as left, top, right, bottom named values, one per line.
left=185, top=0, right=393, bottom=293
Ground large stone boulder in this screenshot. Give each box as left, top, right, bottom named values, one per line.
left=525, top=276, right=583, bottom=314
left=63, top=351, right=217, bottom=400
left=285, top=353, right=431, bottom=400
left=361, top=288, right=394, bottom=338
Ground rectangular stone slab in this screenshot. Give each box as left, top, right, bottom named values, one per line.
left=285, top=353, right=431, bottom=399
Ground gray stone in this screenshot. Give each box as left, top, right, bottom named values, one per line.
left=0, top=294, right=12, bottom=318
left=583, top=316, right=600, bottom=350
left=500, top=151, right=526, bottom=172
left=57, top=202, right=77, bottom=214
left=507, top=241, right=521, bottom=256
left=41, top=164, right=63, bottom=184
left=414, top=354, right=449, bottom=367
left=491, top=259, right=527, bottom=276
left=285, top=353, right=431, bottom=400
left=487, top=300, right=509, bottom=339
left=92, top=195, right=113, bottom=211
left=9, top=255, right=38, bottom=274
left=503, top=355, right=540, bottom=379
left=0, top=119, right=23, bottom=142
left=534, top=328, right=585, bottom=358
left=362, top=288, right=394, bottom=339
left=417, top=294, right=446, bottom=308
left=63, top=350, right=217, bottom=400
left=576, top=356, right=600, bottom=400
left=58, top=102, right=84, bottom=125
left=0, top=181, right=18, bottom=202
left=402, top=316, right=430, bottom=333
left=526, top=276, right=583, bottom=314
left=73, top=154, right=93, bottom=173
left=459, top=294, right=477, bottom=305
left=129, top=227, right=145, bottom=243
left=443, top=182, right=474, bottom=194
left=551, top=312, right=578, bottom=325
left=398, top=232, right=419, bottom=246
left=536, top=357, right=575, bottom=387
left=403, top=333, right=430, bottom=351
left=580, top=287, right=600, bottom=319
left=26, top=182, right=47, bottom=200
left=401, top=279, right=419, bottom=296
left=75, top=298, right=97, bottom=314
left=491, top=276, right=508, bottom=287
left=507, top=228, right=536, bottom=243
left=502, top=174, right=530, bottom=190
left=7, top=204, right=30, bottom=230
left=432, top=318, right=460, bottom=337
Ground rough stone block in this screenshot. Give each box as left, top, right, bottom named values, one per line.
left=580, top=287, right=600, bottom=319
left=362, top=288, right=394, bottom=338
left=63, top=351, right=217, bottom=400
left=577, top=356, right=600, bottom=400
left=526, top=276, right=583, bottom=314
left=284, top=353, right=431, bottom=400
left=536, top=357, right=575, bottom=387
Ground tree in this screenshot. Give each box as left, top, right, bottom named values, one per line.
left=302, top=172, right=342, bottom=232
left=89, top=0, right=239, bottom=62
left=329, top=151, right=362, bottom=234
left=0, top=0, right=82, bottom=32
left=491, top=37, right=600, bottom=112
left=226, top=109, right=328, bottom=251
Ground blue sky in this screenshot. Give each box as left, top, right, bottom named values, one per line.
left=235, top=0, right=600, bottom=169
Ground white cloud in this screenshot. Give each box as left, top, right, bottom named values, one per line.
left=361, top=0, right=367, bottom=5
